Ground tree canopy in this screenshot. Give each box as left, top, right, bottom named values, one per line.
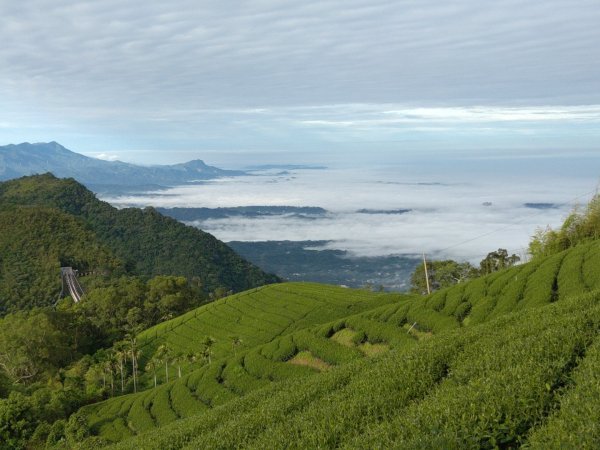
left=529, top=193, right=600, bottom=258
left=411, top=259, right=478, bottom=295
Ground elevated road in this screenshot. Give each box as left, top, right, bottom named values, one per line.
left=60, top=267, right=85, bottom=303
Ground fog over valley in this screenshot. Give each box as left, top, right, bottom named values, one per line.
left=104, top=153, right=599, bottom=266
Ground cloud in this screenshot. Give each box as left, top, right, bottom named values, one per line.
left=295, top=104, right=600, bottom=129
left=2, top=1, right=600, bottom=110
left=92, top=152, right=120, bottom=161
left=102, top=164, right=598, bottom=261
left=1, top=1, right=598, bottom=159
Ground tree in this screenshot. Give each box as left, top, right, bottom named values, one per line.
left=0, top=311, right=71, bottom=384
left=155, top=344, right=173, bottom=383
left=0, top=392, right=36, bottom=446
left=231, top=336, right=243, bottom=357
left=145, top=276, right=195, bottom=324
left=64, top=411, right=90, bottom=444
left=479, top=249, right=520, bottom=275
left=201, top=337, right=217, bottom=365
left=184, top=351, right=201, bottom=372
left=103, top=359, right=115, bottom=396
left=528, top=194, right=600, bottom=258
left=145, top=359, right=159, bottom=388
left=113, top=344, right=128, bottom=393
left=128, top=338, right=141, bottom=393
left=528, top=226, right=558, bottom=259
left=173, top=353, right=187, bottom=379
left=410, top=260, right=477, bottom=295
left=84, top=364, right=104, bottom=395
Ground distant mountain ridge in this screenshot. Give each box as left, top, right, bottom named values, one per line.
left=0, top=141, right=244, bottom=190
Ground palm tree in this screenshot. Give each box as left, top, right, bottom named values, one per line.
left=156, top=344, right=173, bottom=383
left=145, top=358, right=159, bottom=388
left=100, top=362, right=107, bottom=390
left=183, top=350, right=201, bottom=374
left=129, top=338, right=141, bottom=393
left=114, top=347, right=127, bottom=393
left=103, top=359, right=115, bottom=396
left=231, top=336, right=243, bottom=356
left=202, top=336, right=217, bottom=365
left=173, top=352, right=187, bottom=379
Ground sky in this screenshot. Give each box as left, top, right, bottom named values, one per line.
left=1, top=0, right=599, bottom=166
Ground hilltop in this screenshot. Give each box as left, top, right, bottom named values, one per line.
left=63, top=235, right=600, bottom=448
left=0, top=142, right=244, bottom=192
left=0, top=174, right=278, bottom=313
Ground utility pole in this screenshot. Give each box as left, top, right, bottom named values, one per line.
left=423, top=253, right=431, bottom=295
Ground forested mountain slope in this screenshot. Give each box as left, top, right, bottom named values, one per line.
left=0, top=206, right=122, bottom=313
left=0, top=174, right=279, bottom=308
left=70, top=239, right=600, bottom=448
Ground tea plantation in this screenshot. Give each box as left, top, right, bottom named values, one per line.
left=74, top=240, right=600, bottom=448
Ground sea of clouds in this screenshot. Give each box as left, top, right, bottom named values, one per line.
left=103, top=155, right=598, bottom=263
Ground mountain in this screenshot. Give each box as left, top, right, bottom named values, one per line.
left=0, top=174, right=279, bottom=313
left=0, top=142, right=244, bottom=191
left=0, top=206, right=123, bottom=314
left=4, top=183, right=600, bottom=448
left=73, top=238, right=600, bottom=448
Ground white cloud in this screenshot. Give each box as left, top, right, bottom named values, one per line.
left=92, top=153, right=120, bottom=161
left=102, top=165, right=597, bottom=262
left=1, top=0, right=599, bottom=113
left=1, top=0, right=598, bottom=159
left=297, top=105, right=600, bottom=129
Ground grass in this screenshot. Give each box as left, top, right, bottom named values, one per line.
left=330, top=328, right=358, bottom=347
left=288, top=351, right=332, bottom=371
left=71, top=240, right=600, bottom=448
left=357, top=342, right=389, bottom=356
left=134, top=282, right=399, bottom=384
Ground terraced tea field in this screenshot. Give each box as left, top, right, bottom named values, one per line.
left=135, top=282, right=402, bottom=368
left=77, top=241, right=600, bottom=448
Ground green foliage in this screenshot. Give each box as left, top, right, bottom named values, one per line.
left=64, top=241, right=600, bottom=448
left=0, top=274, right=209, bottom=447
left=0, top=310, right=72, bottom=384
left=411, top=259, right=477, bottom=294
left=0, top=387, right=88, bottom=448
left=529, top=193, right=600, bottom=258
left=0, top=174, right=279, bottom=299
left=0, top=206, right=121, bottom=313
left=479, top=248, right=521, bottom=275
left=4, top=182, right=600, bottom=448
left=65, top=411, right=91, bottom=444
left=76, top=283, right=400, bottom=439
left=526, top=336, right=600, bottom=448
left=102, top=289, right=600, bottom=450
left=133, top=283, right=395, bottom=380
left=292, top=329, right=363, bottom=365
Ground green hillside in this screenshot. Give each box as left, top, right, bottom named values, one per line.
left=109, top=288, right=600, bottom=450
left=78, top=283, right=401, bottom=440
left=0, top=174, right=279, bottom=309
left=0, top=206, right=122, bottom=313
left=135, top=282, right=399, bottom=367
left=67, top=239, right=600, bottom=448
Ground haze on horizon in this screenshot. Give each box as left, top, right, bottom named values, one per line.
left=0, top=0, right=599, bottom=167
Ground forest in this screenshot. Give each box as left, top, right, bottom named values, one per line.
left=1, top=176, right=600, bottom=449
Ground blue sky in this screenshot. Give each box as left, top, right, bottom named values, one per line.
left=1, top=0, right=599, bottom=166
